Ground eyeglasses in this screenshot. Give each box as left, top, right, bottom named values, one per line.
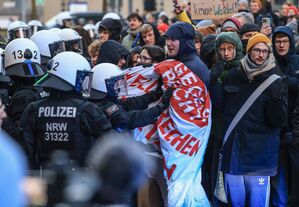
left=275, top=39, right=290, bottom=45
left=252, top=48, right=270, bottom=55
left=139, top=55, right=153, bottom=62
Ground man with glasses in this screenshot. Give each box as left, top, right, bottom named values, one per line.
left=271, top=26, right=299, bottom=207
left=218, top=33, right=287, bottom=206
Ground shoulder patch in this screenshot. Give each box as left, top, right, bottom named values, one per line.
left=105, top=104, right=119, bottom=116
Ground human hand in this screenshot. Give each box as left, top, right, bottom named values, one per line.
left=260, top=25, right=272, bottom=37
left=172, top=0, right=183, bottom=14
left=159, top=87, right=174, bottom=108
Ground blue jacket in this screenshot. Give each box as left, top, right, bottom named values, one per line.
left=221, top=67, right=287, bottom=176
left=164, top=22, right=210, bottom=87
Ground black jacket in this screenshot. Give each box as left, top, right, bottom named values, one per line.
left=221, top=67, right=287, bottom=175
left=19, top=91, right=112, bottom=168
left=92, top=91, right=163, bottom=131
left=273, top=26, right=299, bottom=134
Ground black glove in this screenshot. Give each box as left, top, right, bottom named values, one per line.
left=159, top=87, right=174, bottom=109
left=210, top=60, right=226, bottom=85
left=271, top=76, right=288, bottom=99
left=149, top=77, right=163, bottom=101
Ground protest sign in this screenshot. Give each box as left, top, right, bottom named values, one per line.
left=190, top=0, right=238, bottom=20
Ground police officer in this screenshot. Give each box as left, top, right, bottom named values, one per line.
left=2, top=38, right=45, bottom=145
left=7, top=20, right=31, bottom=42
left=28, top=20, right=43, bottom=35
left=89, top=63, right=172, bottom=131
left=19, top=52, right=112, bottom=169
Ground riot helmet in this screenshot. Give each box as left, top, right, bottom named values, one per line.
left=90, top=63, right=125, bottom=100
left=7, top=21, right=31, bottom=42
left=28, top=20, right=43, bottom=35
left=35, top=51, right=92, bottom=95
left=58, top=29, right=83, bottom=55
left=4, top=38, right=44, bottom=78
left=31, top=30, right=65, bottom=64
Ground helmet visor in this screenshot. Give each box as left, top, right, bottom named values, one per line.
left=105, top=74, right=127, bottom=97
left=64, top=38, right=83, bottom=54
left=75, top=70, right=93, bottom=97
left=49, top=40, right=65, bottom=58
left=9, top=28, right=31, bottom=40
left=30, top=26, right=43, bottom=35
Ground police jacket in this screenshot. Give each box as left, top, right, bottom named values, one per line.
left=96, top=99, right=164, bottom=131
left=19, top=90, right=112, bottom=168
left=221, top=67, right=287, bottom=176
left=3, top=81, right=44, bottom=149
left=93, top=90, right=164, bottom=131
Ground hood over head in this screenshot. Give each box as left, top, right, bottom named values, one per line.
left=96, top=40, right=129, bottom=65
left=164, top=21, right=196, bottom=60
left=215, top=32, right=243, bottom=67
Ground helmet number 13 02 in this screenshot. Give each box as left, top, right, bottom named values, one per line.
left=12, top=50, right=38, bottom=60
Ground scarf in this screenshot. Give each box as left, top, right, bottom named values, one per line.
left=240, top=53, right=276, bottom=81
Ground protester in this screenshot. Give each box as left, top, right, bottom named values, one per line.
left=272, top=26, right=299, bottom=207
left=138, top=45, right=165, bottom=65
left=98, top=18, right=122, bottom=42
left=164, top=21, right=210, bottom=86
left=127, top=46, right=142, bottom=67
left=138, top=22, right=165, bottom=48
left=122, top=13, right=143, bottom=49
left=88, top=39, right=104, bottom=66
left=96, top=40, right=129, bottom=69
left=220, top=33, right=287, bottom=206
left=239, top=23, right=260, bottom=54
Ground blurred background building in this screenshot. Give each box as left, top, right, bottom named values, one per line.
left=0, top=0, right=174, bottom=27
left=0, top=0, right=294, bottom=28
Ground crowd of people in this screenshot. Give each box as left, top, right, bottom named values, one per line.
left=0, top=0, right=299, bottom=206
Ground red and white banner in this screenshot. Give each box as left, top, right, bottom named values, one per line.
left=122, top=60, right=212, bottom=206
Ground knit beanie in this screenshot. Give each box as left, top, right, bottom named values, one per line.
left=157, top=23, right=169, bottom=33
left=287, top=5, right=299, bottom=15
left=246, top=32, right=271, bottom=52
left=239, top=23, right=259, bottom=36
left=221, top=18, right=241, bottom=31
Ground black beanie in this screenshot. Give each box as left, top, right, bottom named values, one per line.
left=239, top=23, right=259, bottom=36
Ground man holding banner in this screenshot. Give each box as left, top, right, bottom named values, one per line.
left=121, top=60, right=212, bottom=206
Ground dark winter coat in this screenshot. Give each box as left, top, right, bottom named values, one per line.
left=221, top=67, right=287, bottom=175
left=272, top=26, right=299, bottom=134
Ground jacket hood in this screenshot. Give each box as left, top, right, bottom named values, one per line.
left=200, top=34, right=217, bottom=69
left=99, top=18, right=122, bottom=42
left=164, top=22, right=196, bottom=60
left=272, top=26, right=296, bottom=60
left=96, top=40, right=129, bottom=65
left=215, top=32, right=243, bottom=67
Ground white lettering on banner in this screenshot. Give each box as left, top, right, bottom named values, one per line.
left=44, top=122, right=69, bottom=142
left=158, top=112, right=201, bottom=157
left=38, top=107, right=77, bottom=118
left=163, top=63, right=199, bottom=88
